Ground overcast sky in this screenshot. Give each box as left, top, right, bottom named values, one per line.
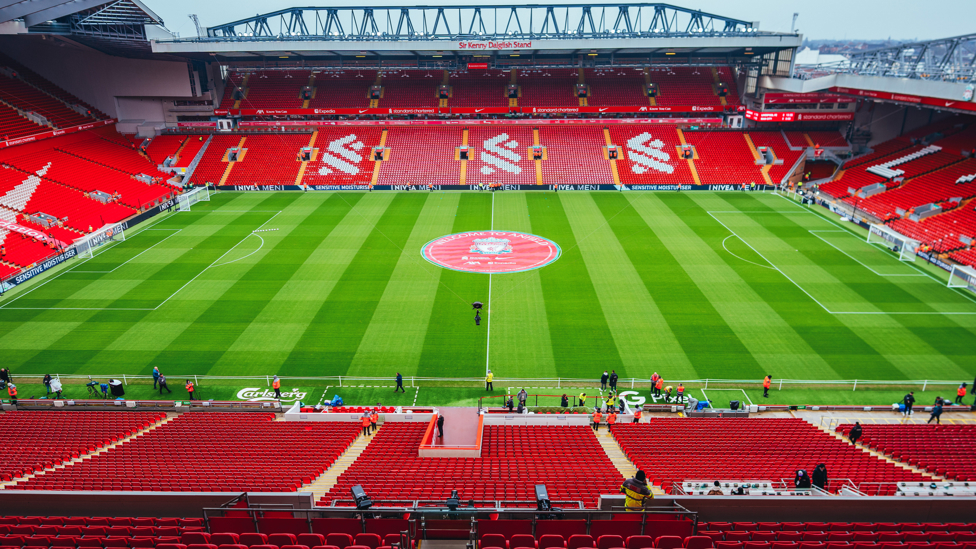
left=144, top=0, right=972, bottom=43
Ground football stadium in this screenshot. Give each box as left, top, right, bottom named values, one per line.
left=0, top=0, right=974, bottom=541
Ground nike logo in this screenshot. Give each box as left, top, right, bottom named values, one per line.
left=475, top=108, right=484, bottom=112
left=945, top=102, right=955, bottom=107
left=599, top=108, right=609, bottom=112
left=359, top=110, right=368, bottom=113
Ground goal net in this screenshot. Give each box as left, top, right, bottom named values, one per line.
left=177, top=186, right=211, bottom=212
left=74, top=223, right=126, bottom=259
left=948, top=264, right=976, bottom=293
left=866, top=224, right=919, bottom=262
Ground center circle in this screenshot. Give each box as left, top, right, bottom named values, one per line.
left=421, top=231, right=562, bottom=274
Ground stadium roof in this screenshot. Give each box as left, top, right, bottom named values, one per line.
left=0, top=0, right=164, bottom=56
left=152, top=3, right=801, bottom=63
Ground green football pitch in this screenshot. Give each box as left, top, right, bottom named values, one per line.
left=1, top=190, right=974, bottom=404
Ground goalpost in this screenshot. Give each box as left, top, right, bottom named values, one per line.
left=866, top=224, right=920, bottom=262
left=177, top=186, right=211, bottom=212
left=948, top=264, right=976, bottom=293
left=74, top=223, right=126, bottom=259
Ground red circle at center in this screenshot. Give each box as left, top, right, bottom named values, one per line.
left=421, top=231, right=562, bottom=274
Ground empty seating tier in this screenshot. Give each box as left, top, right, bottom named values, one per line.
left=518, top=69, right=581, bottom=108
left=609, top=125, right=696, bottom=187
left=378, top=70, right=440, bottom=108
left=539, top=126, right=613, bottom=186
left=12, top=413, right=361, bottom=492
left=466, top=126, right=537, bottom=186
left=836, top=424, right=976, bottom=481
left=448, top=70, right=510, bottom=107
left=612, top=418, right=925, bottom=495
left=376, top=127, right=462, bottom=186
left=301, top=128, right=383, bottom=187
left=321, top=423, right=622, bottom=507
left=748, top=131, right=803, bottom=185
left=0, top=411, right=165, bottom=482
left=682, top=132, right=765, bottom=186
left=145, top=135, right=187, bottom=166
left=188, top=135, right=241, bottom=187
left=307, top=70, right=376, bottom=109
left=585, top=68, right=649, bottom=106
left=222, top=134, right=310, bottom=187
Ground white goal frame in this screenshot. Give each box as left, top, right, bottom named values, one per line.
left=948, top=264, right=976, bottom=293
left=177, top=186, right=211, bottom=212
left=866, top=224, right=920, bottom=262
left=74, top=223, right=126, bottom=259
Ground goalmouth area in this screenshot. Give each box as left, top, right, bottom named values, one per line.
left=0, top=189, right=974, bottom=407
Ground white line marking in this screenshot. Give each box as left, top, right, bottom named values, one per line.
left=70, top=230, right=183, bottom=274
left=808, top=230, right=925, bottom=277
left=709, top=208, right=976, bottom=316
left=486, top=191, right=493, bottom=376
left=721, top=234, right=776, bottom=270
left=211, top=233, right=264, bottom=268
left=413, top=386, right=419, bottom=406
left=771, top=193, right=976, bottom=308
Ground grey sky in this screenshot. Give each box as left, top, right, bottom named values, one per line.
left=145, top=0, right=973, bottom=43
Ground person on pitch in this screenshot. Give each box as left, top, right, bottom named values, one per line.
left=475, top=310, right=481, bottom=326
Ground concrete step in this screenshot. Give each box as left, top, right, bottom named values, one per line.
left=594, top=427, right=665, bottom=495
left=303, top=425, right=380, bottom=502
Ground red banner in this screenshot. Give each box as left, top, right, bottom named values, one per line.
left=830, top=87, right=976, bottom=112
left=0, top=119, right=116, bottom=150
left=467, top=63, right=489, bottom=70
left=0, top=220, right=70, bottom=248
left=764, top=93, right=855, bottom=104
left=215, top=105, right=730, bottom=116
left=238, top=117, right=723, bottom=127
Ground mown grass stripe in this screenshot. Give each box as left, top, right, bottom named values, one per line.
left=561, top=194, right=697, bottom=379
left=525, top=193, right=624, bottom=379
left=137, top=193, right=366, bottom=377
left=281, top=192, right=429, bottom=376
left=721, top=192, right=974, bottom=380
left=417, top=193, right=491, bottom=377
left=10, top=193, right=290, bottom=375
left=345, top=193, right=462, bottom=377
left=488, top=192, right=558, bottom=378
left=591, top=193, right=764, bottom=380
left=684, top=192, right=910, bottom=380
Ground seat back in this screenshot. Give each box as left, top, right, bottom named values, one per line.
left=354, top=534, right=382, bottom=549
left=686, top=537, right=716, bottom=549
left=655, top=537, right=682, bottom=549
left=327, top=534, right=354, bottom=549
left=599, top=536, right=625, bottom=549
left=511, top=535, right=537, bottom=549
left=269, top=535, right=298, bottom=548
left=539, top=536, right=566, bottom=549
left=569, top=535, right=596, bottom=549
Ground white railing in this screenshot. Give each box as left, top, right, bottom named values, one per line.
left=7, top=374, right=967, bottom=392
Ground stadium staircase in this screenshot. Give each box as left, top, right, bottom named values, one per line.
left=302, top=426, right=378, bottom=501
left=596, top=427, right=661, bottom=494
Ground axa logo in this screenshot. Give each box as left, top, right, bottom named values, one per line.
left=639, top=107, right=649, bottom=112
left=480, top=133, right=522, bottom=175
left=317, top=134, right=365, bottom=176
left=626, top=132, right=674, bottom=174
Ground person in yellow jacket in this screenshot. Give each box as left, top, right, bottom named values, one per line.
left=620, top=470, right=652, bottom=510
left=485, top=370, right=494, bottom=391
left=272, top=375, right=282, bottom=400
left=579, top=393, right=587, bottom=408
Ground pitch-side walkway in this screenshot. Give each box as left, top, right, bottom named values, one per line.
left=0, top=413, right=176, bottom=490
left=304, top=426, right=379, bottom=503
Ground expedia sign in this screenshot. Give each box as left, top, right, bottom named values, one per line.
left=236, top=387, right=308, bottom=403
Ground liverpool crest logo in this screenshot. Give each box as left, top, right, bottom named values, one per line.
left=470, top=237, right=513, bottom=255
